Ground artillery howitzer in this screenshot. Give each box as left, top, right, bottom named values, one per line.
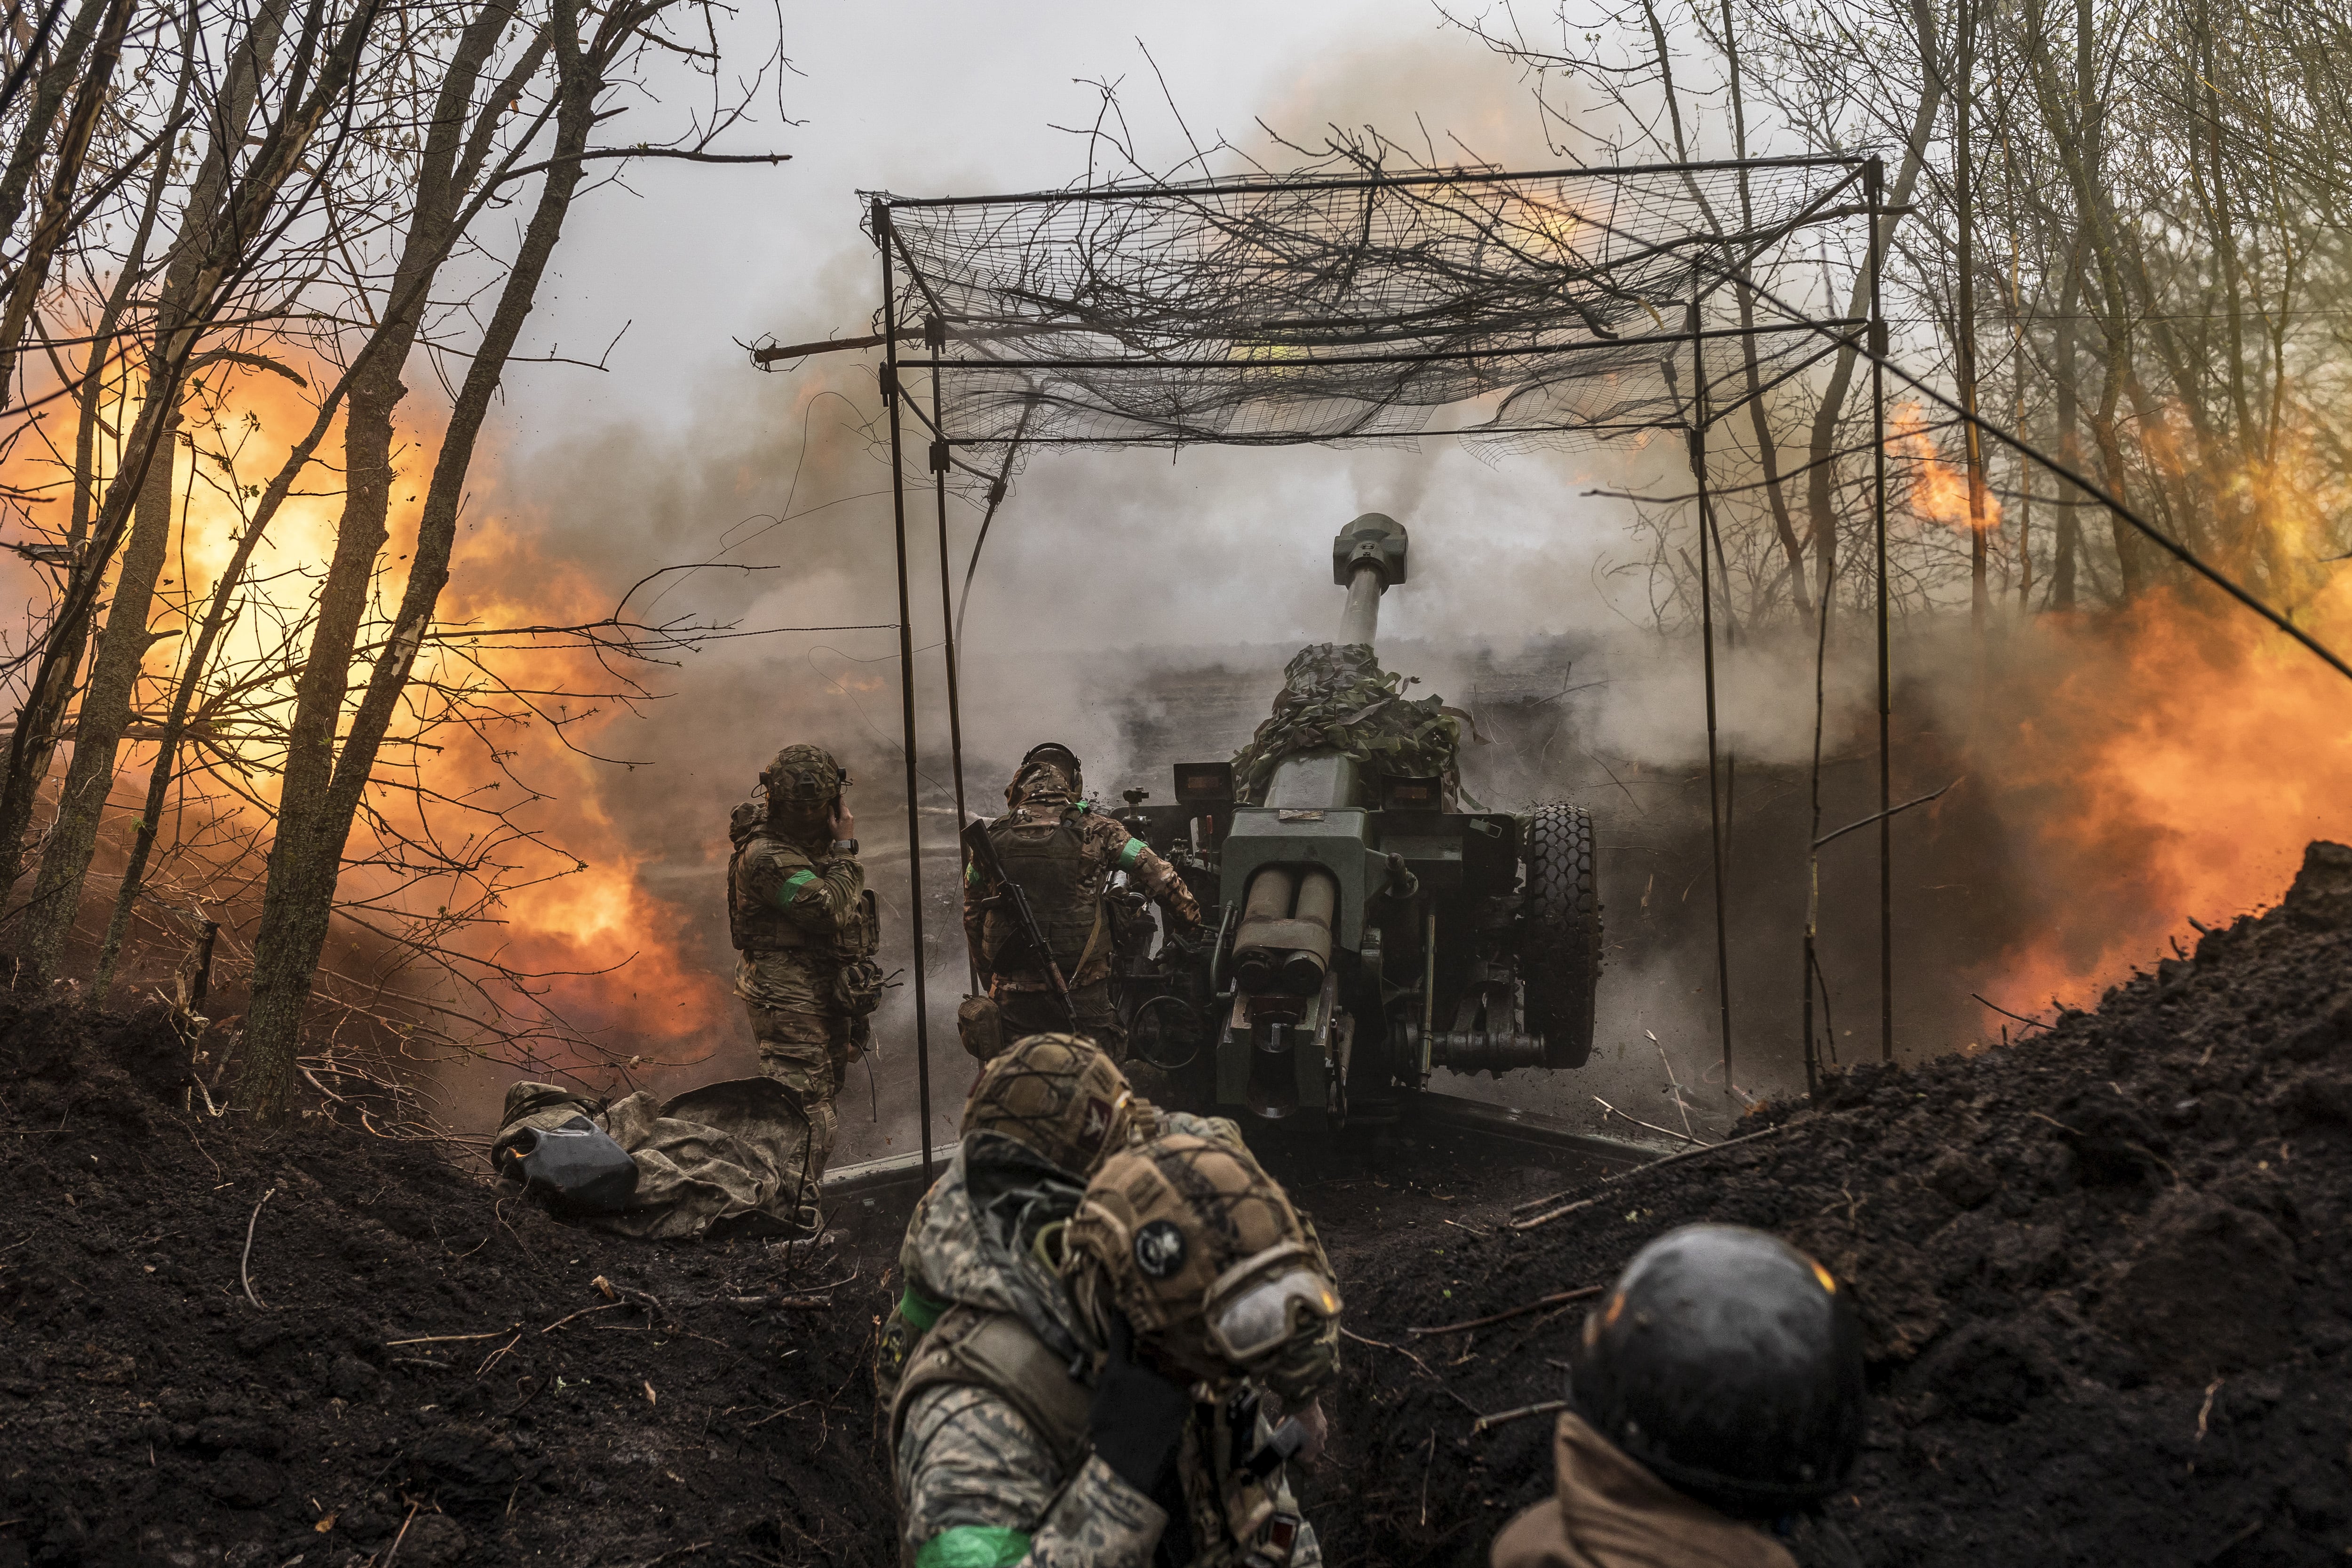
left=1109, top=514, right=1602, bottom=1131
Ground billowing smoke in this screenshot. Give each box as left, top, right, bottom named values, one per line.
left=297, top=31, right=2352, bottom=1152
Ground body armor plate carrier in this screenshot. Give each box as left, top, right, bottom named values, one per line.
left=979, top=816, right=1103, bottom=976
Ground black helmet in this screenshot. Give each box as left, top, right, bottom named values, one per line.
left=1567, top=1224, right=1864, bottom=1519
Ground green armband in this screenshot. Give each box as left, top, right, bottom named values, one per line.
left=1116, top=837, right=1148, bottom=871
left=772, top=868, right=817, bottom=909
left=897, top=1284, right=948, bottom=1332
left=916, top=1527, right=1031, bottom=1568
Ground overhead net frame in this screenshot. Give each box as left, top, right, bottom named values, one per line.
left=829, top=156, right=1890, bottom=1177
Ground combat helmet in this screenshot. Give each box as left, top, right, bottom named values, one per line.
left=763, top=744, right=847, bottom=811
left=1006, top=741, right=1082, bottom=806
left=1063, top=1133, right=1343, bottom=1398
left=1567, top=1224, right=1865, bottom=1519
left=962, top=1033, right=1137, bottom=1178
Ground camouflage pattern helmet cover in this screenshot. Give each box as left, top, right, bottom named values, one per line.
left=961, top=1032, right=1137, bottom=1178
left=763, top=744, right=846, bottom=807
left=1064, top=1133, right=1342, bottom=1389
left=1006, top=741, right=1082, bottom=806
left=1021, top=740, right=1081, bottom=775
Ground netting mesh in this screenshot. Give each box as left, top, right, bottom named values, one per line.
left=873, top=161, right=1871, bottom=454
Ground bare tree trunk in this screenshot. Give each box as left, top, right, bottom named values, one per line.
left=8, top=0, right=389, bottom=981
left=0, top=0, right=178, bottom=896
left=2197, top=8, right=2255, bottom=450
left=2051, top=249, right=2083, bottom=608
left=0, top=0, right=111, bottom=248
left=1721, top=0, right=1811, bottom=617
left=11, top=395, right=180, bottom=979
left=240, top=0, right=604, bottom=1114
left=1954, top=0, right=1991, bottom=632
left=2090, top=327, right=2144, bottom=597
left=1803, top=0, right=1945, bottom=610
left=0, top=0, right=133, bottom=399
left=93, top=381, right=345, bottom=992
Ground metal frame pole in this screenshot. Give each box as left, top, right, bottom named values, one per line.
left=876, top=199, right=936, bottom=1186
left=925, top=317, right=975, bottom=994
left=1689, top=299, right=1734, bottom=1105
left=1867, top=158, right=1893, bottom=1065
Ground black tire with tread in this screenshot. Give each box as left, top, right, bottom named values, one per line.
left=1521, top=801, right=1601, bottom=1068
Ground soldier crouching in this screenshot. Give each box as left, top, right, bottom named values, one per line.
left=891, top=1131, right=1337, bottom=1568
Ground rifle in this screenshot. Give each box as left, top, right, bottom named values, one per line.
left=961, top=818, right=1080, bottom=1029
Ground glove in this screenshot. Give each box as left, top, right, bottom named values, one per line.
left=1088, top=1309, right=1192, bottom=1497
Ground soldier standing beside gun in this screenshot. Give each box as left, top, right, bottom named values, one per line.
left=728, top=744, right=884, bottom=1228
left=960, top=743, right=1202, bottom=1062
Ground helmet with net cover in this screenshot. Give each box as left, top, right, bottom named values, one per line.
left=1006, top=741, right=1082, bottom=806
left=1064, top=1133, right=1343, bottom=1393
left=961, top=1032, right=1136, bottom=1177
left=763, top=744, right=847, bottom=809
left=1567, top=1224, right=1864, bottom=1519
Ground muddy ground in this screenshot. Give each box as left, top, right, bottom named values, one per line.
left=1315, top=842, right=2352, bottom=1568
left=6, top=844, right=2351, bottom=1567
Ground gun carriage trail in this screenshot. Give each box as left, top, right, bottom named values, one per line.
left=6, top=844, right=2349, bottom=1567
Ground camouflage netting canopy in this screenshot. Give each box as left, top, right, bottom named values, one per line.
left=868, top=158, right=1875, bottom=460
left=1230, top=643, right=1473, bottom=808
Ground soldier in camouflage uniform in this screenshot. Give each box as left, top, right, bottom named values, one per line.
left=874, top=1033, right=1248, bottom=1406
left=727, top=744, right=883, bottom=1224
left=892, top=1131, right=1341, bottom=1568
left=963, top=743, right=1203, bottom=1061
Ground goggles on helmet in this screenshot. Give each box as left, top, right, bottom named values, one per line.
left=1202, top=1241, right=1341, bottom=1365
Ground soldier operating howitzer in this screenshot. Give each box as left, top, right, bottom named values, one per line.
left=960, top=743, right=1202, bottom=1063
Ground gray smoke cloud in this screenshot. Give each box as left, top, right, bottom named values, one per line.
left=436, top=16, right=1898, bottom=1153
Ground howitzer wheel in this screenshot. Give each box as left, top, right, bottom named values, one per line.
left=1521, top=801, right=1601, bottom=1068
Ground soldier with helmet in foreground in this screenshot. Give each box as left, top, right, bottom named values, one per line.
left=727, top=744, right=883, bottom=1227
left=962, top=742, right=1203, bottom=1061
left=892, top=1131, right=1341, bottom=1567
left=875, top=1032, right=1250, bottom=1406
left=1492, top=1224, right=1866, bottom=1568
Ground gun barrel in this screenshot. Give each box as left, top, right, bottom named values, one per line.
left=1337, top=560, right=1385, bottom=645
left=1329, top=512, right=1407, bottom=648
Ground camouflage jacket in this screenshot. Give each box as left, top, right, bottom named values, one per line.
left=729, top=794, right=872, bottom=1011
left=889, top=1117, right=1318, bottom=1568
left=879, top=1110, right=1245, bottom=1404
left=894, top=1332, right=1323, bottom=1568
left=962, top=792, right=1203, bottom=992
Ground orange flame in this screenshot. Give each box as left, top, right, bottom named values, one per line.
left=1890, top=400, right=1999, bottom=536
left=1965, top=580, right=2352, bottom=1020
left=0, top=355, right=737, bottom=1068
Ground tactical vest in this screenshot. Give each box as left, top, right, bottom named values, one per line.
left=889, top=1303, right=1091, bottom=1468
left=729, top=833, right=808, bottom=953
left=728, top=835, right=878, bottom=961
left=890, top=1304, right=1309, bottom=1568
left=978, top=814, right=1104, bottom=976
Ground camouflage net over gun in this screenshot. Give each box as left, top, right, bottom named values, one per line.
left=1230, top=642, right=1470, bottom=807
left=866, top=159, right=1876, bottom=474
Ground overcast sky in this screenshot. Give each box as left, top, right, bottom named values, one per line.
left=455, top=0, right=1694, bottom=686
left=503, top=0, right=1557, bottom=444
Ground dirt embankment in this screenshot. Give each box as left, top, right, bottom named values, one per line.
left=0, top=998, right=896, bottom=1568
left=1311, top=843, right=2352, bottom=1568
left=7, top=843, right=2351, bottom=1568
